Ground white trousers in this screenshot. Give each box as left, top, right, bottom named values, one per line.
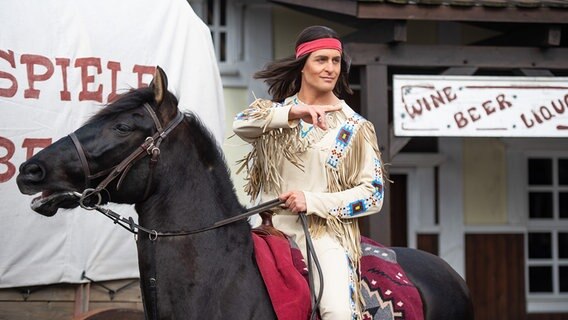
left=310, top=234, right=355, bottom=320
left=272, top=215, right=357, bottom=319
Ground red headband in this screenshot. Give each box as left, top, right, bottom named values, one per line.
left=295, top=38, right=342, bottom=59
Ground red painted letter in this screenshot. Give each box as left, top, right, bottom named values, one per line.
left=454, top=112, right=468, bottom=128
left=133, top=65, right=156, bottom=88
left=496, top=94, right=512, bottom=110
left=481, top=100, right=495, bottom=116
left=107, top=61, right=121, bottom=103
left=75, top=57, right=103, bottom=102
left=56, top=58, right=71, bottom=101
left=520, top=113, right=534, bottom=128
left=22, top=138, right=52, bottom=160
left=0, top=136, right=16, bottom=183
left=467, top=107, right=481, bottom=122
left=21, top=54, right=54, bottom=99
left=443, top=86, right=457, bottom=103
left=0, top=50, right=17, bottom=98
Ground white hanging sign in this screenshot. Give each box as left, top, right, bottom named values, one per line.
left=393, top=75, right=568, bottom=137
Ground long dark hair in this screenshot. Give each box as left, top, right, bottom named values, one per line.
left=254, top=26, right=353, bottom=102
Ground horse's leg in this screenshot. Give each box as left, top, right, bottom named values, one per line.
left=392, top=247, right=474, bottom=320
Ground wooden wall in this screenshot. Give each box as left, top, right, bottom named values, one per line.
left=0, top=279, right=143, bottom=320
left=466, top=233, right=526, bottom=320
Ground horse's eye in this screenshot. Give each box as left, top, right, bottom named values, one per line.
left=114, top=123, right=133, bottom=134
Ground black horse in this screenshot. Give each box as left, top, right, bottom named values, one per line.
left=17, top=67, right=473, bottom=320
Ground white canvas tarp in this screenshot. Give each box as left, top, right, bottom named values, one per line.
left=0, top=0, right=224, bottom=287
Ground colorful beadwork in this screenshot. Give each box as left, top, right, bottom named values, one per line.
left=328, top=156, right=384, bottom=218
left=326, top=113, right=365, bottom=170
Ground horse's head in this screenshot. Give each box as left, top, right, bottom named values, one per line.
left=17, top=67, right=181, bottom=216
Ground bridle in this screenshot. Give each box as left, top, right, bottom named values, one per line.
left=66, top=102, right=284, bottom=238
left=66, top=101, right=323, bottom=319
left=69, top=102, right=184, bottom=203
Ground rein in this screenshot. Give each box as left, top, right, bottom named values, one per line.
left=75, top=193, right=284, bottom=238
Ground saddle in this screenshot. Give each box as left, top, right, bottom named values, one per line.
left=251, top=212, right=425, bottom=320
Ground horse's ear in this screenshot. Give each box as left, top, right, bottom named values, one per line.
left=150, top=66, right=168, bottom=106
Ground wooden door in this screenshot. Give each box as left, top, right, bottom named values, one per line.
left=465, top=233, right=526, bottom=320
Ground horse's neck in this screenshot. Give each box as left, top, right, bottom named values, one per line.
left=137, top=154, right=242, bottom=230
left=135, top=221, right=255, bottom=293
left=134, top=128, right=256, bottom=274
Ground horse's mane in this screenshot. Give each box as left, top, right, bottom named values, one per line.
left=182, top=111, right=224, bottom=168
left=182, top=112, right=245, bottom=215
left=87, top=87, right=164, bottom=125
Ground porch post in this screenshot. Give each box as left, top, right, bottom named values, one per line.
left=361, top=64, right=391, bottom=245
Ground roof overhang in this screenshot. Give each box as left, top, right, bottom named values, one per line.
left=270, top=0, right=568, bottom=24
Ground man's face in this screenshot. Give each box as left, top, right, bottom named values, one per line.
left=301, top=48, right=342, bottom=94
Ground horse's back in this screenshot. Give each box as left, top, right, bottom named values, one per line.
left=392, top=247, right=474, bottom=320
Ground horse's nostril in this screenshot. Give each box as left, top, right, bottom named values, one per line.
left=21, top=163, right=46, bottom=182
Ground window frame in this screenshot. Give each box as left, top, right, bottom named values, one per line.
left=507, top=141, right=568, bottom=313
left=188, top=0, right=272, bottom=88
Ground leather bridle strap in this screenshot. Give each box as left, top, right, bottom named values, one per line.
left=93, top=107, right=184, bottom=194
left=68, top=103, right=184, bottom=198
left=69, top=132, right=91, bottom=190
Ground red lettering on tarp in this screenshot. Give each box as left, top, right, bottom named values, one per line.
left=21, top=54, right=55, bottom=99
left=0, top=137, right=55, bottom=183
left=133, top=65, right=156, bottom=88
left=56, top=58, right=71, bottom=101
left=107, top=61, right=121, bottom=103
left=0, top=136, right=16, bottom=183
left=0, top=50, right=17, bottom=98
left=75, top=57, right=103, bottom=102
left=22, top=138, right=52, bottom=160
left=1, top=49, right=156, bottom=103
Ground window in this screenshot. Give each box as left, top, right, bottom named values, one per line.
left=526, top=156, right=568, bottom=307
left=189, top=0, right=242, bottom=65
left=188, top=0, right=271, bottom=88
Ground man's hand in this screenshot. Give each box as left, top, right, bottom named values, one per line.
left=279, top=190, right=307, bottom=214
left=288, top=103, right=342, bottom=130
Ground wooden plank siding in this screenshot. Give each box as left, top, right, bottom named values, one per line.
left=0, top=279, right=143, bottom=320
left=466, top=233, right=526, bottom=320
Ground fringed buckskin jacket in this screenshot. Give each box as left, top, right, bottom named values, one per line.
left=233, top=94, right=385, bottom=309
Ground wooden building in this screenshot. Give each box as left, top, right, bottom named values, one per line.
left=262, top=0, right=568, bottom=319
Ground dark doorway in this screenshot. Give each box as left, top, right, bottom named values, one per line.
left=390, top=174, right=408, bottom=247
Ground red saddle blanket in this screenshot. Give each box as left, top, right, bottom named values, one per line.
left=252, top=233, right=424, bottom=320
left=252, top=233, right=311, bottom=320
